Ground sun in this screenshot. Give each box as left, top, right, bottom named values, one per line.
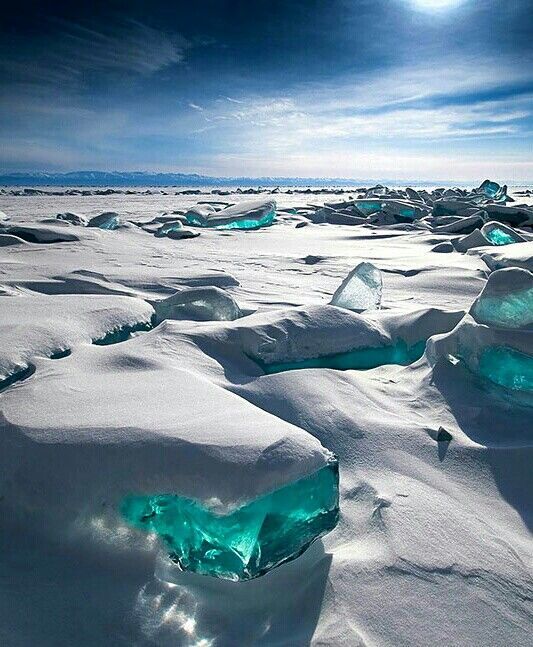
left=410, top=0, right=466, bottom=10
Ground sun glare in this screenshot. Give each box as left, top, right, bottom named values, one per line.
left=410, top=0, right=465, bottom=10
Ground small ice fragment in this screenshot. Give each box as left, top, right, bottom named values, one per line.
left=330, top=262, right=382, bottom=312
left=152, top=286, right=241, bottom=322
left=186, top=199, right=276, bottom=230
left=470, top=268, right=533, bottom=329
left=87, top=212, right=120, bottom=230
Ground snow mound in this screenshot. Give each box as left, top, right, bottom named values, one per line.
left=0, top=294, right=155, bottom=385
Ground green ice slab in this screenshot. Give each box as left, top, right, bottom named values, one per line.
left=258, top=339, right=426, bottom=374
left=478, top=346, right=533, bottom=392
left=122, top=458, right=339, bottom=581
left=485, top=228, right=517, bottom=246
left=186, top=209, right=275, bottom=230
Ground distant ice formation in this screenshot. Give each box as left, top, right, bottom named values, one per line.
left=186, top=199, right=276, bottom=229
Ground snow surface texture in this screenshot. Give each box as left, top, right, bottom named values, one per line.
left=0, top=181, right=532, bottom=646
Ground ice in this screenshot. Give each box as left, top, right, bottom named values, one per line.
left=152, top=287, right=241, bottom=322
left=330, top=262, right=382, bottom=312
left=2, top=223, right=80, bottom=243
left=122, top=457, right=339, bottom=581
left=56, top=212, right=87, bottom=226
left=0, top=233, right=27, bottom=246
left=258, top=339, right=426, bottom=373
left=478, top=346, right=533, bottom=391
left=476, top=179, right=508, bottom=202
left=154, top=221, right=199, bottom=239
left=154, top=220, right=182, bottom=236
left=186, top=199, right=276, bottom=230
left=481, top=221, right=525, bottom=246
left=470, top=268, right=533, bottom=329
left=87, top=212, right=120, bottom=230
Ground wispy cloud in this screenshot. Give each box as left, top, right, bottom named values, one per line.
left=0, top=19, right=189, bottom=89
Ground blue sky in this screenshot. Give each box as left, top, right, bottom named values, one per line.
left=0, top=0, right=532, bottom=181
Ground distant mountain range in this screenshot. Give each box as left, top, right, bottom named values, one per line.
left=0, top=170, right=465, bottom=187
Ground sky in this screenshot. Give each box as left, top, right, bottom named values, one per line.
left=0, top=0, right=532, bottom=181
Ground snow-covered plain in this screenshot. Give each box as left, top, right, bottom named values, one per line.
left=0, top=185, right=532, bottom=646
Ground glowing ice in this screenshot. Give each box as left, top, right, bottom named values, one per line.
left=481, top=221, right=525, bottom=246
left=122, top=458, right=339, bottom=581
left=477, top=180, right=508, bottom=203
left=87, top=212, right=120, bottom=230
left=186, top=199, right=276, bottom=230
left=330, top=262, right=382, bottom=312
left=470, top=268, right=533, bottom=329
left=478, top=346, right=533, bottom=392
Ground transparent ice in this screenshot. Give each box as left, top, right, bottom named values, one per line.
left=330, top=262, right=383, bottom=312
left=122, top=458, right=339, bottom=581
left=478, top=346, right=533, bottom=392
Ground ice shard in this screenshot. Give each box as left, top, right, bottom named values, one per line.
left=470, top=268, right=533, bottom=329
left=87, top=212, right=120, bottom=230
left=186, top=199, right=276, bottom=230
left=330, top=262, right=382, bottom=312
left=122, top=457, right=339, bottom=581
left=152, top=286, right=241, bottom=322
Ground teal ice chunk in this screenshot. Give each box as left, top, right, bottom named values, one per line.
left=87, top=212, right=120, bottom=230
left=478, top=346, right=533, bottom=392
left=122, top=458, right=339, bottom=581
left=259, top=339, right=426, bottom=374
left=484, top=227, right=518, bottom=246
left=477, top=180, right=508, bottom=203
left=471, top=287, right=533, bottom=329
left=186, top=200, right=276, bottom=230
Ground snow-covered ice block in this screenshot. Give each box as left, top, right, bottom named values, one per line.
left=476, top=241, right=533, bottom=272
left=2, top=223, right=80, bottom=243
left=0, top=233, right=28, bottom=247
left=484, top=204, right=533, bottom=227
left=0, top=294, right=155, bottom=385
left=0, top=325, right=337, bottom=579
left=87, top=212, right=120, bottom=230
left=56, top=212, right=87, bottom=226
left=427, top=270, right=532, bottom=395
left=154, top=221, right=200, bottom=239
left=470, top=268, right=533, bottom=329
left=151, top=286, right=241, bottom=322
left=330, top=262, right=382, bottom=312
left=186, top=199, right=276, bottom=230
